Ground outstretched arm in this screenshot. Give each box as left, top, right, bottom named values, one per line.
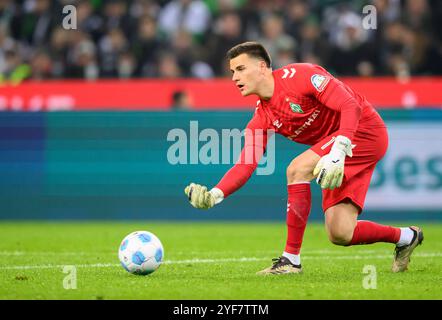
left=185, top=114, right=268, bottom=209
left=215, top=121, right=267, bottom=197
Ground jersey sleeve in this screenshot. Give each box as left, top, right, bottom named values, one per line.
left=215, top=111, right=268, bottom=198
left=294, top=64, right=362, bottom=140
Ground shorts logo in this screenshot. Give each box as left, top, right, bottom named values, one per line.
left=311, top=74, right=330, bottom=92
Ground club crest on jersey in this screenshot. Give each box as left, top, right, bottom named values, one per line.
left=289, top=102, right=303, bottom=113
left=311, top=74, right=330, bottom=92
left=285, top=97, right=303, bottom=113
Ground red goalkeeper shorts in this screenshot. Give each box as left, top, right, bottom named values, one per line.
left=310, top=125, right=388, bottom=214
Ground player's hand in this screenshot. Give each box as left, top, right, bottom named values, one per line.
left=184, top=183, right=224, bottom=209
left=313, top=135, right=353, bottom=190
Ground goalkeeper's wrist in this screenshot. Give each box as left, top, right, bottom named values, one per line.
left=331, top=135, right=353, bottom=157
left=209, top=187, right=224, bottom=205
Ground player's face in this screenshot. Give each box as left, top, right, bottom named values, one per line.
left=229, top=54, right=266, bottom=96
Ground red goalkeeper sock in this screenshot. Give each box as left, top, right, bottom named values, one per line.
left=285, top=183, right=311, bottom=255
left=349, top=220, right=401, bottom=245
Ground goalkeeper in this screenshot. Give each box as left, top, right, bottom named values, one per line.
left=185, top=42, right=423, bottom=275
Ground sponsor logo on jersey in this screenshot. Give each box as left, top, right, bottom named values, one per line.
left=287, top=109, right=321, bottom=140
left=311, top=74, right=330, bottom=92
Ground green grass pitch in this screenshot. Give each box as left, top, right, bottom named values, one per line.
left=0, top=221, right=441, bottom=300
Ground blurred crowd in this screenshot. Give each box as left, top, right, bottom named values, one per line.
left=1, top=0, right=442, bottom=83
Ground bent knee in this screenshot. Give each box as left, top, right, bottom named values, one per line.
left=286, top=163, right=313, bottom=183
left=326, top=227, right=354, bottom=246
left=325, top=203, right=358, bottom=246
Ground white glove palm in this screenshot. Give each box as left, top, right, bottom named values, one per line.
left=313, top=136, right=353, bottom=190
left=184, top=183, right=224, bottom=209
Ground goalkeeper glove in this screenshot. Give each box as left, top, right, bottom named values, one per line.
left=184, top=183, right=224, bottom=209
left=313, top=135, right=354, bottom=190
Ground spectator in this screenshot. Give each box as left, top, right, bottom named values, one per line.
left=102, top=0, right=134, bottom=40
left=66, top=32, right=99, bottom=80
left=0, top=0, right=439, bottom=79
left=284, top=0, right=310, bottom=42
left=98, top=28, right=129, bottom=77
left=257, top=13, right=296, bottom=68
left=132, top=15, right=164, bottom=77
left=0, top=47, right=31, bottom=85
left=117, top=51, right=137, bottom=79
left=48, top=27, right=70, bottom=78
left=129, top=0, right=160, bottom=19
left=298, top=18, right=331, bottom=67
left=169, top=30, right=198, bottom=76
left=370, top=0, right=401, bottom=65
left=171, top=90, right=193, bottom=110
left=156, top=52, right=183, bottom=78
left=158, top=0, right=211, bottom=40
left=0, top=25, right=15, bottom=74
left=273, top=37, right=297, bottom=69
left=76, top=0, right=104, bottom=43
left=30, top=49, right=52, bottom=80
left=402, top=0, right=432, bottom=34
left=381, top=21, right=408, bottom=76
left=328, top=11, right=377, bottom=76
left=204, top=0, right=246, bottom=15
left=11, top=0, right=56, bottom=47
left=206, top=10, right=245, bottom=76
left=0, top=0, right=16, bottom=32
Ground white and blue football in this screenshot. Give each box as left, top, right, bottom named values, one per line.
left=118, top=231, right=164, bottom=275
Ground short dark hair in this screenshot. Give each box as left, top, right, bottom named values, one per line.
left=226, top=42, right=272, bottom=68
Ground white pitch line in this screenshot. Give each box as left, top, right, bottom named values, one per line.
left=0, top=251, right=107, bottom=256
left=0, top=263, right=120, bottom=270
left=0, top=253, right=441, bottom=271
left=0, top=249, right=395, bottom=256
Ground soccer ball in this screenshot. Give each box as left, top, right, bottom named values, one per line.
left=118, top=231, right=164, bottom=275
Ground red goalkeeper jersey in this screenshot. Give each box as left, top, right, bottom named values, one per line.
left=216, top=63, right=385, bottom=197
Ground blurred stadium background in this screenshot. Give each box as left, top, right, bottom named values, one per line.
left=0, top=0, right=441, bottom=222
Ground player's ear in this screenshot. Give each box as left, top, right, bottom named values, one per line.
left=259, top=60, right=267, bottom=73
